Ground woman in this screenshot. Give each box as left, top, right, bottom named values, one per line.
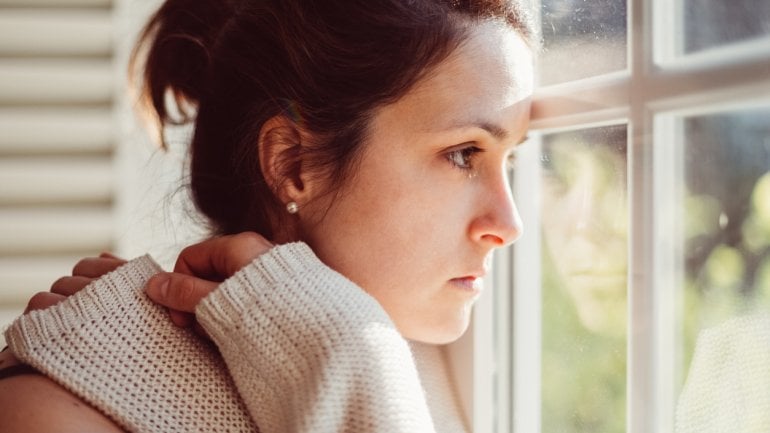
left=538, top=128, right=628, bottom=433
left=0, top=0, right=535, bottom=431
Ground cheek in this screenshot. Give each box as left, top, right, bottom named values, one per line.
left=326, top=177, right=444, bottom=273
left=302, top=152, right=480, bottom=343
left=307, top=159, right=466, bottom=290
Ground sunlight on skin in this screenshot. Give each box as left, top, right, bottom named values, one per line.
left=300, top=20, right=534, bottom=344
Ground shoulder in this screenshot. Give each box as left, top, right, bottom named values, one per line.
left=0, top=373, right=124, bottom=433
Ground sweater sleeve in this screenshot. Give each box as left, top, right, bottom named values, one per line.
left=3, top=256, right=256, bottom=433
left=196, top=242, right=437, bottom=433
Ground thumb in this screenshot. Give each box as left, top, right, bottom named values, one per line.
left=145, top=272, right=218, bottom=313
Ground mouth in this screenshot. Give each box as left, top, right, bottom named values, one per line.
left=449, top=276, right=483, bottom=294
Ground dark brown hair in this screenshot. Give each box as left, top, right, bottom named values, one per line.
left=133, top=0, right=534, bottom=238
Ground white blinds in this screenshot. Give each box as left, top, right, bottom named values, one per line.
left=0, top=0, right=116, bottom=336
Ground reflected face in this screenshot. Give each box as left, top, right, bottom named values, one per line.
left=302, top=21, right=533, bottom=343
left=541, top=137, right=628, bottom=335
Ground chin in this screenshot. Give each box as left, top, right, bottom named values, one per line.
left=405, top=314, right=472, bottom=345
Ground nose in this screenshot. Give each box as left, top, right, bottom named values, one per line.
left=469, top=173, right=523, bottom=248
left=565, top=177, right=595, bottom=234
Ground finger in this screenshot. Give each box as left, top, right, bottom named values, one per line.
left=24, top=292, right=66, bottom=314
left=145, top=272, right=218, bottom=313
left=168, top=309, right=194, bottom=328
left=174, top=232, right=273, bottom=279
left=99, top=251, right=124, bottom=260
left=0, top=350, right=21, bottom=369
left=72, top=257, right=127, bottom=278
left=50, top=276, right=94, bottom=296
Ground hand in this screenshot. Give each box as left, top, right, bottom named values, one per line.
left=145, top=232, right=273, bottom=332
left=0, top=347, right=21, bottom=370
left=24, top=252, right=127, bottom=313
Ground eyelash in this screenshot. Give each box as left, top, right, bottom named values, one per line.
left=446, top=146, right=483, bottom=171
left=446, top=146, right=519, bottom=172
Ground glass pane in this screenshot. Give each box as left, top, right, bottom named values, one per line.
left=683, top=0, right=770, bottom=54
left=540, top=125, right=628, bottom=433
left=676, top=108, right=770, bottom=430
left=539, top=0, right=627, bottom=86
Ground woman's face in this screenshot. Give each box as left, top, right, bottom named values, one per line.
left=302, top=21, right=533, bottom=344
left=541, top=137, right=628, bottom=336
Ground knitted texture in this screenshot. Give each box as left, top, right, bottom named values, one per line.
left=676, top=313, right=770, bottom=433
left=4, top=243, right=466, bottom=433
left=197, top=242, right=437, bottom=433
left=4, top=255, right=256, bottom=433
left=410, top=342, right=468, bottom=433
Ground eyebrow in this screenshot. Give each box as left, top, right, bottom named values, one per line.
left=457, top=122, right=531, bottom=146
left=435, top=121, right=510, bottom=140
left=475, top=122, right=509, bottom=140
left=433, top=120, right=528, bottom=145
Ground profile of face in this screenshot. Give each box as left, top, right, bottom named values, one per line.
left=540, top=131, right=628, bottom=336
left=297, top=21, right=533, bottom=344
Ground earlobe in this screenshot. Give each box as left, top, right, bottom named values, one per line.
left=257, top=115, right=312, bottom=207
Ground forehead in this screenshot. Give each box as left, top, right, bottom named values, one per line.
left=374, top=20, right=534, bottom=137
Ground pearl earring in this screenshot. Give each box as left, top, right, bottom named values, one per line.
left=286, top=201, right=299, bottom=214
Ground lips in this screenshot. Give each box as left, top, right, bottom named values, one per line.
left=449, top=276, right=483, bottom=292
left=450, top=261, right=489, bottom=293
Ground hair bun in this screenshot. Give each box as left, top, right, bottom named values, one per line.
left=132, top=0, right=233, bottom=140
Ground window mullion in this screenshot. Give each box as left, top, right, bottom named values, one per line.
left=651, top=112, right=686, bottom=433
left=628, top=0, right=656, bottom=432
left=645, top=59, right=770, bottom=107
left=511, top=137, right=543, bottom=433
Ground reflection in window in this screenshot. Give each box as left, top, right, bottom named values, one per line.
left=684, top=0, right=770, bottom=54
left=540, top=125, right=628, bottom=433
left=539, top=0, right=626, bottom=85
left=676, top=108, right=770, bottom=431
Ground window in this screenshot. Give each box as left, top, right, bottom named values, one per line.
left=0, top=0, right=196, bottom=346
left=458, top=1, right=770, bottom=432
left=538, top=124, right=628, bottom=433
left=0, top=0, right=116, bottom=342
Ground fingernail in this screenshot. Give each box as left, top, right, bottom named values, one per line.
left=147, top=274, right=170, bottom=300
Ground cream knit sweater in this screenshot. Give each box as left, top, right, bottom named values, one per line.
left=4, top=243, right=468, bottom=433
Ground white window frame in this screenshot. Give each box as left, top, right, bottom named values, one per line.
left=0, top=0, right=116, bottom=342
left=451, top=0, right=770, bottom=432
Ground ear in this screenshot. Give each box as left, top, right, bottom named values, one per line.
left=257, top=115, right=317, bottom=208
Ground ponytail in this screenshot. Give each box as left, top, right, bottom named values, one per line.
left=131, top=0, right=232, bottom=147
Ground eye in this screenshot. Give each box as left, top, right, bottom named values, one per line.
left=446, top=146, right=482, bottom=170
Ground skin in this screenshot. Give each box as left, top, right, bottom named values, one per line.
left=140, top=20, right=533, bottom=344
left=0, top=374, right=125, bottom=433
left=299, top=20, right=533, bottom=343
left=0, top=255, right=128, bottom=433
left=1, top=20, right=532, bottom=429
